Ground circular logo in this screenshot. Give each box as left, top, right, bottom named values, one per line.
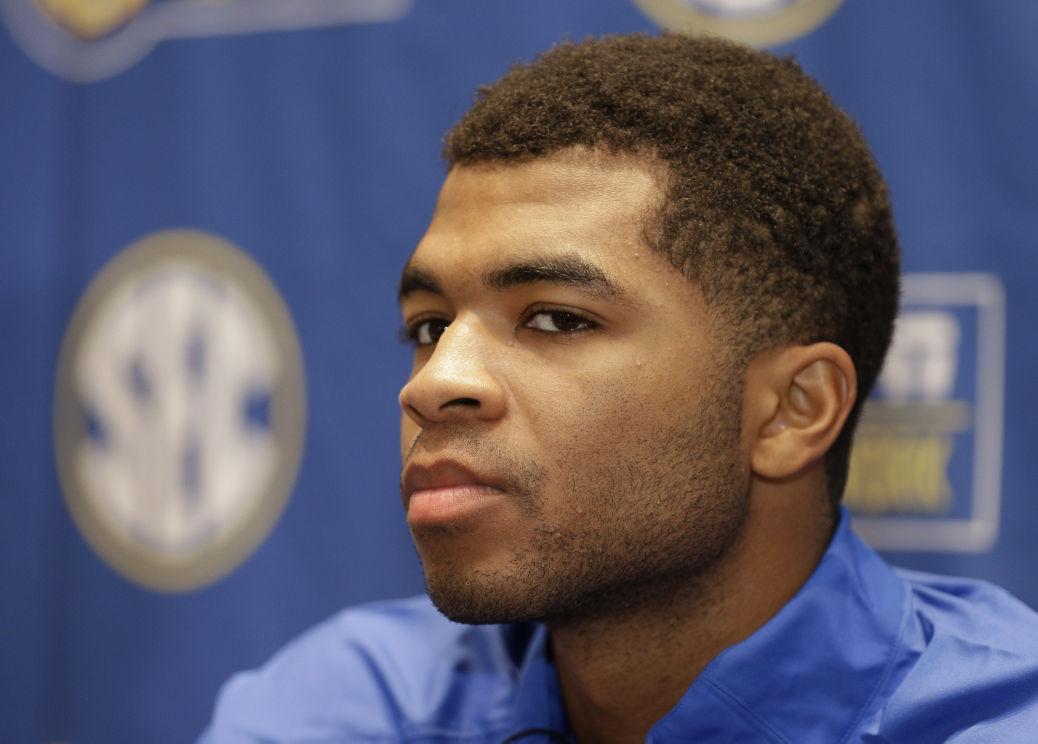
left=632, top=0, right=843, bottom=47
left=54, top=230, right=306, bottom=591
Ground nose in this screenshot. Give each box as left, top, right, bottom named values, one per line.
left=399, top=317, right=507, bottom=428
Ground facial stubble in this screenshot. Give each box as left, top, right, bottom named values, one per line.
left=408, top=375, right=750, bottom=626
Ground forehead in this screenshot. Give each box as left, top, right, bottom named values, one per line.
left=409, top=151, right=663, bottom=279
left=435, top=151, right=659, bottom=221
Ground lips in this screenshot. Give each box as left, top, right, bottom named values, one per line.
left=402, top=459, right=507, bottom=527
left=403, top=459, right=495, bottom=497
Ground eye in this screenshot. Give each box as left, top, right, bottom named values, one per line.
left=401, top=317, right=450, bottom=346
left=523, top=310, right=597, bottom=334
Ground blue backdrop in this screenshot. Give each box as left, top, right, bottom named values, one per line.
left=2, top=1, right=1037, bottom=741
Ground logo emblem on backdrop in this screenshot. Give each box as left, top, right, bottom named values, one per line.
left=54, top=230, right=306, bottom=591
left=632, top=0, right=843, bottom=47
left=846, top=273, right=1005, bottom=553
left=0, top=0, right=411, bottom=82
left=35, top=0, right=148, bottom=39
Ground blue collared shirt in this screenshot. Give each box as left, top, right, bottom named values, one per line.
left=201, top=511, right=1038, bottom=742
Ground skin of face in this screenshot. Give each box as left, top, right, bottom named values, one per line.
left=397, top=149, right=753, bottom=625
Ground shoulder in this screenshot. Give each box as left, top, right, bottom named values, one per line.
left=899, top=568, right=1038, bottom=655
left=876, top=570, right=1038, bottom=742
left=200, top=595, right=523, bottom=743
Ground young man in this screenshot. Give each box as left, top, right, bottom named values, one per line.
left=203, top=35, right=1038, bottom=743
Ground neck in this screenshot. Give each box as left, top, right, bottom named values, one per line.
left=547, top=487, right=833, bottom=744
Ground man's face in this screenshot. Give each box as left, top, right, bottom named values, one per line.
left=398, top=151, right=750, bottom=624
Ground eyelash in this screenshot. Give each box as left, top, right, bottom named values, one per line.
left=399, top=309, right=599, bottom=347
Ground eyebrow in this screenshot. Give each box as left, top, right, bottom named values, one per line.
left=397, top=266, right=442, bottom=302
left=398, top=255, right=630, bottom=304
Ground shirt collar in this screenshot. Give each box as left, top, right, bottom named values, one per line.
left=507, top=508, right=907, bottom=743
left=507, top=623, right=571, bottom=739
left=650, top=508, right=908, bottom=742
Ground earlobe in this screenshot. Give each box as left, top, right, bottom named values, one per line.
left=749, top=343, right=856, bottom=481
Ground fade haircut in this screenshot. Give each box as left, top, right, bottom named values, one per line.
left=443, top=33, right=900, bottom=506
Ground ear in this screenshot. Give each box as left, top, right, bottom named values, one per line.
left=745, top=343, right=857, bottom=481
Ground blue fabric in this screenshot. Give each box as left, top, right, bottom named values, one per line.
left=200, top=510, right=1038, bottom=742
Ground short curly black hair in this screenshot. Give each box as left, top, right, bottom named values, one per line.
left=443, top=33, right=900, bottom=506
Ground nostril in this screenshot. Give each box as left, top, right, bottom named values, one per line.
left=442, top=397, right=480, bottom=409
left=405, top=403, right=430, bottom=424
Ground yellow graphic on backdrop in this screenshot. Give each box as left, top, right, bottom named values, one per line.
left=11, top=0, right=412, bottom=82
left=845, top=433, right=956, bottom=515
left=844, top=310, right=969, bottom=517
left=846, top=276, right=1006, bottom=555
left=36, top=0, right=148, bottom=38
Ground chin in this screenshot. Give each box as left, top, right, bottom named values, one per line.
left=425, top=575, right=524, bottom=625
left=422, top=567, right=612, bottom=626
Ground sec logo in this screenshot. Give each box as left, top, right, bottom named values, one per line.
left=632, top=0, right=843, bottom=47
left=53, top=229, right=306, bottom=591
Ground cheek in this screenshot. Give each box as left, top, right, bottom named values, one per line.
left=522, top=363, right=686, bottom=492
left=522, top=349, right=693, bottom=435
left=519, top=364, right=641, bottom=434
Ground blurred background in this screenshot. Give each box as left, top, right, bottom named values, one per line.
left=1, top=1, right=1036, bottom=741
